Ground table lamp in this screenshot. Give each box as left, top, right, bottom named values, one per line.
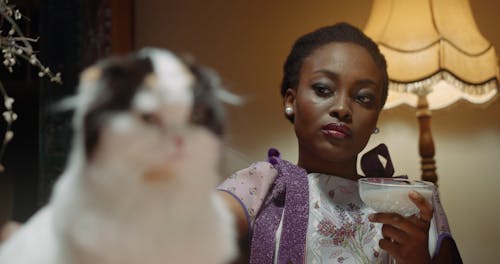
left=364, top=0, right=499, bottom=184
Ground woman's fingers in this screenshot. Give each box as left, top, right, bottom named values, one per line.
left=380, top=223, right=408, bottom=243
left=409, top=190, right=433, bottom=223
left=409, top=190, right=433, bottom=218
left=369, top=213, right=431, bottom=263
left=369, top=212, right=419, bottom=235
left=368, top=190, right=435, bottom=263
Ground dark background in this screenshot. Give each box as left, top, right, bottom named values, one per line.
left=0, top=0, right=133, bottom=223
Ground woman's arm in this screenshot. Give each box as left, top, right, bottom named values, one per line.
left=218, top=191, right=251, bottom=264
left=216, top=161, right=280, bottom=263
left=218, top=191, right=249, bottom=238
left=432, top=237, right=454, bottom=263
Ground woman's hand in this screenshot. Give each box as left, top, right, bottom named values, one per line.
left=369, top=190, right=434, bottom=264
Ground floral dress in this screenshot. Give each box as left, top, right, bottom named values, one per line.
left=303, top=173, right=386, bottom=263
left=218, top=161, right=439, bottom=264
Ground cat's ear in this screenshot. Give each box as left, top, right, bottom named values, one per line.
left=72, top=66, right=105, bottom=112
left=186, top=60, right=243, bottom=107
left=78, top=66, right=102, bottom=94
left=48, top=66, right=103, bottom=113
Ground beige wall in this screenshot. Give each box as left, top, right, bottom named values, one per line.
left=135, top=1, right=500, bottom=262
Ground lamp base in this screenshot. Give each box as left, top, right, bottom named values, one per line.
left=417, top=95, right=438, bottom=185
left=421, top=157, right=438, bottom=184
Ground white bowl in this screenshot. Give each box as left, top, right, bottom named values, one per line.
left=358, top=178, right=435, bottom=217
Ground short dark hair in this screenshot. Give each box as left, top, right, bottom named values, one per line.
left=280, top=22, right=388, bottom=111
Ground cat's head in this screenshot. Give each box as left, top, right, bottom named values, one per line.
left=69, top=48, right=237, bottom=178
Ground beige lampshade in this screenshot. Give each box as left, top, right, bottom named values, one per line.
left=364, top=0, right=499, bottom=110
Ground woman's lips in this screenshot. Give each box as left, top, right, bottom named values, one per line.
left=321, top=123, right=352, bottom=139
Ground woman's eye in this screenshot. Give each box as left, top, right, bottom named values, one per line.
left=356, top=93, right=374, bottom=104
left=312, top=83, right=332, bottom=96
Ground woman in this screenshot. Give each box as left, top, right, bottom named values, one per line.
left=218, top=23, right=461, bottom=263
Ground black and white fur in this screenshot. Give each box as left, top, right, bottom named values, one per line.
left=0, top=48, right=238, bottom=263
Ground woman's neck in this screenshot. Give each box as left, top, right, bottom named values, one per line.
left=297, top=155, right=360, bottom=181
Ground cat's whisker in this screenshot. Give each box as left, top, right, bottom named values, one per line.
left=48, top=95, right=80, bottom=113
left=216, top=87, right=245, bottom=106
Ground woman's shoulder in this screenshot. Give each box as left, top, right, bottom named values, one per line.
left=227, top=147, right=285, bottom=181
left=240, top=161, right=278, bottom=176
left=217, top=160, right=280, bottom=228
left=220, top=161, right=278, bottom=189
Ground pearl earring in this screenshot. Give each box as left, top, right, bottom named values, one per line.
left=373, top=127, right=380, bottom=134
left=285, top=106, right=294, bottom=116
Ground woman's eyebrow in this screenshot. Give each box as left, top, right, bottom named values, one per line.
left=312, top=69, right=339, bottom=79
left=356, top=79, right=378, bottom=87
left=313, top=69, right=378, bottom=86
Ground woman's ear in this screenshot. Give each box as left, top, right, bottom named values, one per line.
left=283, top=88, right=296, bottom=122
left=283, top=88, right=296, bottom=110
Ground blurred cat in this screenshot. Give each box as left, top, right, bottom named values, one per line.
left=0, top=48, right=238, bottom=264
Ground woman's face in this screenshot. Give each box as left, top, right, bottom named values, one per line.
left=285, top=42, right=384, bottom=171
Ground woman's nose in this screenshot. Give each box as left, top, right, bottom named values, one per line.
left=329, top=93, right=352, bottom=121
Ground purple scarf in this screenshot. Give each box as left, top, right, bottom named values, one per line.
left=249, top=144, right=395, bottom=264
